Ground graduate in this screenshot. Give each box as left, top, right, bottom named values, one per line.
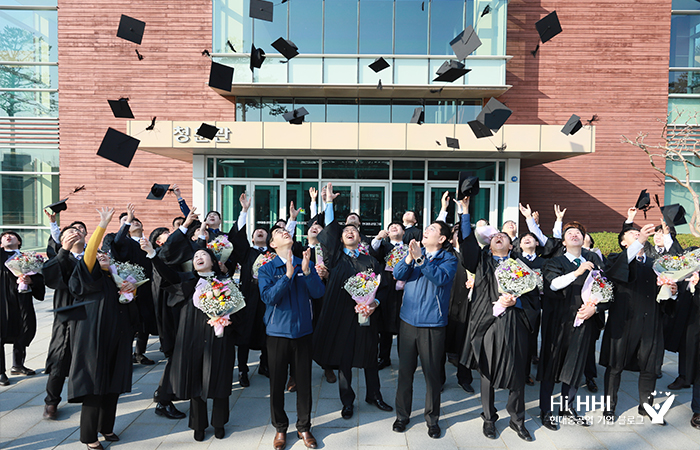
left=402, top=210, right=422, bottom=244
left=686, top=272, right=700, bottom=430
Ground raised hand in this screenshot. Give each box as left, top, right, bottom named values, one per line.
left=554, top=204, right=567, bottom=221
left=126, top=203, right=136, bottom=223
left=172, top=183, right=182, bottom=199
left=139, top=237, right=154, bottom=255
left=321, top=185, right=327, bottom=203
left=519, top=203, right=533, bottom=219
left=62, top=231, right=80, bottom=251
left=440, top=191, right=450, bottom=212
left=532, top=211, right=540, bottom=225
left=638, top=223, right=655, bottom=244
left=326, top=182, right=339, bottom=201
left=376, top=229, right=389, bottom=240
left=183, top=207, right=199, bottom=229
left=97, top=207, right=115, bottom=228
left=301, top=248, right=311, bottom=275
left=457, top=193, right=470, bottom=215
left=289, top=201, right=300, bottom=220
left=309, top=187, right=318, bottom=202
left=627, top=207, right=637, bottom=222
left=239, top=192, right=251, bottom=212
left=43, top=209, right=57, bottom=223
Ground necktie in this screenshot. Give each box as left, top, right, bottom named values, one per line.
left=573, top=258, right=581, bottom=267
left=344, top=248, right=359, bottom=258
left=526, top=254, right=535, bottom=262
left=637, top=255, right=644, bottom=263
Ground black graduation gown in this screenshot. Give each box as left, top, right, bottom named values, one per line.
left=372, top=239, right=404, bottom=336
left=313, top=220, right=388, bottom=369
left=445, top=254, right=470, bottom=355
left=150, top=255, right=237, bottom=400
left=0, top=249, right=45, bottom=346
left=402, top=226, right=422, bottom=245
left=600, top=252, right=673, bottom=373
left=684, top=287, right=700, bottom=385
left=459, top=231, right=538, bottom=390
left=43, top=248, right=78, bottom=376
left=661, top=245, right=695, bottom=353
left=539, top=253, right=606, bottom=387
left=67, top=260, right=138, bottom=402
left=111, top=224, right=158, bottom=336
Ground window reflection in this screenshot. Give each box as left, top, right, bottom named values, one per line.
left=391, top=99, right=423, bottom=123
left=429, top=0, right=466, bottom=55
left=670, top=15, right=700, bottom=68
left=0, top=9, right=58, bottom=61
left=424, top=100, right=456, bottom=123
left=294, top=98, right=326, bottom=121
left=359, top=98, right=391, bottom=123
left=326, top=98, right=359, bottom=122
left=254, top=2, right=288, bottom=51
left=324, top=0, right=358, bottom=53
left=395, top=0, right=429, bottom=54
left=290, top=0, right=323, bottom=53
left=359, top=0, right=394, bottom=54
left=260, top=98, right=293, bottom=122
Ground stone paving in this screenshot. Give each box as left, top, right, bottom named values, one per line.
left=1, top=291, right=699, bottom=449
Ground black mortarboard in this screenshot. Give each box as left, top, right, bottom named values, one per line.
left=636, top=189, right=651, bottom=210
left=282, top=107, right=309, bottom=124
left=476, top=98, right=512, bottom=132
left=433, top=60, right=471, bottom=82
left=108, top=98, right=134, bottom=119
left=147, top=183, right=170, bottom=201
left=467, top=120, right=493, bottom=138
left=450, top=26, right=482, bottom=60
left=46, top=199, right=68, bottom=214
left=250, top=0, right=273, bottom=22
left=51, top=301, right=95, bottom=323
left=410, top=107, right=424, bottom=125
left=458, top=173, right=480, bottom=198
left=369, top=57, right=390, bottom=73
left=208, top=61, right=234, bottom=92
left=250, top=44, right=266, bottom=71
left=116, top=15, right=145, bottom=45
left=661, top=204, right=687, bottom=226
left=306, top=213, right=326, bottom=232
left=536, top=11, right=562, bottom=44
left=96, top=128, right=140, bottom=168
left=446, top=137, right=460, bottom=149
left=271, top=37, right=299, bottom=61
left=561, top=114, right=582, bottom=135
left=196, top=123, right=219, bottom=140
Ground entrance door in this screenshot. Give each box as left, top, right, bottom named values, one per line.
left=218, top=180, right=284, bottom=235
left=321, top=182, right=389, bottom=237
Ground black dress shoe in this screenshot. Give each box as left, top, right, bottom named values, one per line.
left=585, top=377, right=598, bottom=393
left=392, top=419, right=409, bottom=432
left=134, top=354, right=155, bottom=365
left=482, top=421, right=497, bottom=439
left=101, top=433, right=119, bottom=442
left=214, top=427, right=225, bottom=439
left=365, top=395, right=393, bottom=412
left=428, top=424, right=441, bottom=439
left=155, top=401, right=186, bottom=419
left=509, top=421, right=533, bottom=441
left=341, top=405, right=353, bottom=419
left=691, top=413, right=700, bottom=429
left=668, top=376, right=691, bottom=390
left=459, top=381, right=474, bottom=393
left=602, top=410, right=616, bottom=422
left=153, top=388, right=159, bottom=403
left=323, top=369, right=337, bottom=384
left=526, top=375, right=535, bottom=386
left=377, top=358, right=391, bottom=370
left=10, top=365, right=35, bottom=376
left=193, top=430, right=205, bottom=441
left=239, top=371, right=250, bottom=387
left=258, top=364, right=270, bottom=378
left=86, top=443, right=104, bottom=450
left=0, top=373, right=10, bottom=386
left=540, top=411, right=558, bottom=431
left=560, top=408, right=590, bottom=427
left=43, top=404, right=58, bottom=420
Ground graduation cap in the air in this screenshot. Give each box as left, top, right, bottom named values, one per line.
left=635, top=189, right=654, bottom=219
left=250, top=44, right=266, bottom=71
left=410, top=107, right=424, bottom=125
left=147, top=183, right=170, bottom=201
left=467, top=120, right=493, bottom=139
left=271, top=37, right=299, bottom=61
left=446, top=137, right=460, bottom=149
left=51, top=301, right=95, bottom=323
left=536, top=10, right=562, bottom=44
left=108, top=98, right=134, bottom=119
left=369, top=57, right=390, bottom=73
left=660, top=204, right=687, bottom=227
left=250, top=0, right=273, bottom=22
left=450, top=26, right=482, bottom=61
left=476, top=98, right=512, bottom=132
left=96, top=128, right=140, bottom=168
left=116, top=15, right=145, bottom=45
left=561, top=114, right=583, bottom=135
left=45, top=199, right=68, bottom=214
left=458, top=172, right=480, bottom=198
left=433, top=60, right=471, bottom=82
left=196, top=123, right=219, bottom=140
left=283, top=107, right=309, bottom=125
left=208, top=61, right=234, bottom=92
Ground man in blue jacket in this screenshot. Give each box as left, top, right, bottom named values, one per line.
left=259, top=226, right=326, bottom=450
left=392, top=220, right=458, bottom=439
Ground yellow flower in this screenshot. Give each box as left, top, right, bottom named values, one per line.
left=220, top=301, right=226, bottom=306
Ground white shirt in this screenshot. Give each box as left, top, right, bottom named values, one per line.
left=550, top=252, right=588, bottom=291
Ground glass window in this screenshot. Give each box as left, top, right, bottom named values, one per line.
left=1, top=148, right=58, bottom=172
left=287, top=159, right=319, bottom=178
left=213, top=0, right=252, bottom=53
left=289, top=0, right=323, bottom=53
left=395, top=0, right=429, bottom=54
left=220, top=184, right=245, bottom=232
left=0, top=64, right=57, bottom=90
left=0, top=90, right=57, bottom=117
left=358, top=185, right=385, bottom=236
left=324, top=0, right=358, bottom=53
left=669, top=70, right=700, bottom=93
left=207, top=157, right=215, bottom=177
left=261, top=98, right=293, bottom=122
left=359, top=98, right=391, bottom=123
left=322, top=159, right=389, bottom=178
left=286, top=181, right=319, bottom=240
left=294, top=98, right=326, bottom=122
left=391, top=99, right=422, bottom=123
left=670, top=14, right=700, bottom=67
left=254, top=3, right=288, bottom=51
left=428, top=160, right=496, bottom=181
left=666, top=157, right=700, bottom=180
left=236, top=97, right=262, bottom=122
left=391, top=182, right=424, bottom=223
left=0, top=8, right=58, bottom=62
left=326, top=98, right=358, bottom=122
left=498, top=161, right=505, bottom=181
left=673, top=0, right=700, bottom=10
left=664, top=181, right=697, bottom=234
left=0, top=173, right=58, bottom=226
left=669, top=97, right=700, bottom=124
left=359, top=0, right=393, bottom=54
left=207, top=180, right=214, bottom=213
left=393, top=160, right=425, bottom=180
left=457, top=100, right=481, bottom=123
left=430, top=0, right=465, bottom=55
left=217, top=158, right=284, bottom=178
left=424, top=100, right=456, bottom=124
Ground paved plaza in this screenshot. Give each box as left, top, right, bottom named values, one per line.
left=1, top=291, right=699, bottom=450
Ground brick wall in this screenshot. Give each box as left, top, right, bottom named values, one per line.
left=505, top=0, right=672, bottom=232
left=58, top=0, right=234, bottom=236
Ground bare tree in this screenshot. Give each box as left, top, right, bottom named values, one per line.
left=622, top=110, right=700, bottom=236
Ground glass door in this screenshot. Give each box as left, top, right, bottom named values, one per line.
left=427, top=182, right=494, bottom=228
left=218, top=180, right=284, bottom=236
left=220, top=183, right=246, bottom=232
left=358, top=184, right=387, bottom=236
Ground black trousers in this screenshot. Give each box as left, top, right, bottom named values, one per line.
left=378, top=332, right=393, bottom=361
left=0, top=344, right=27, bottom=374
left=527, top=312, right=541, bottom=369
left=80, top=394, right=119, bottom=443
left=439, top=353, right=473, bottom=386
left=480, top=375, right=525, bottom=426
left=540, top=380, right=578, bottom=414
left=133, top=329, right=148, bottom=356
left=237, top=344, right=269, bottom=374
left=395, top=321, right=445, bottom=426
left=45, top=373, right=66, bottom=406
left=267, top=334, right=312, bottom=432
left=604, top=366, right=657, bottom=412
left=678, top=336, right=688, bottom=379
left=584, top=334, right=597, bottom=380
left=189, top=397, right=229, bottom=431
left=338, top=343, right=381, bottom=408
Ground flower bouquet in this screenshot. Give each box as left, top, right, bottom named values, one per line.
left=653, top=249, right=700, bottom=301
left=343, top=270, right=381, bottom=326
left=193, top=277, right=246, bottom=337
left=385, top=243, right=408, bottom=272
left=252, top=251, right=276, bottom=279
left=207, top=235, right=233, bottom=264
left=575, top=270, right=613, bottom=327
left=311, top=243, right=325, bottom=269
left=493, top=258, right=537, bottom=317
left=109, top=260, right=149, bottom=304
left=5, top=252, right=46, bottom=293
left=358, top=242, right=370, bottom=256
left=533, top=269, right=544, bottom=294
